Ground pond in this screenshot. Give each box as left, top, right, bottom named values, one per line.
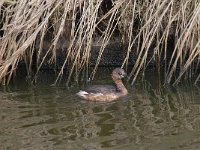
left=0, top=68, right=200, bottom=150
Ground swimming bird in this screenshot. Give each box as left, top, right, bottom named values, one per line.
left=76, top=68, right=128, bottom=102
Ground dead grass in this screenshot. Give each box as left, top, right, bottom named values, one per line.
left=0, top=0, right=199, bottom=85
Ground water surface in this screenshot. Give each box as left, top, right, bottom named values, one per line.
left=0, top=68, right=200, bottom=150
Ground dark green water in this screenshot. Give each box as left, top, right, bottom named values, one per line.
left=0, top=68, right=200, bottom=150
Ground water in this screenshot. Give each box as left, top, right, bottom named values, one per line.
left=0, top=68, right=200, bottom=150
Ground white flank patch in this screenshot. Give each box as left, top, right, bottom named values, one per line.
left=77, top=90, right=88, bottom=97
left=77, top=91, right=104, bottom=99
left=95, top=93, right=103, bottom=96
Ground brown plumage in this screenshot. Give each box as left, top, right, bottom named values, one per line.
left=76, top=68, right=128, bottom=102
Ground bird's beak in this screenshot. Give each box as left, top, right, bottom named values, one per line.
left=122, top=73, right=128, bottom=78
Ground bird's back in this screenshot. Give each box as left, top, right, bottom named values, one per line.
left=85, top=85, right=116, bottom=94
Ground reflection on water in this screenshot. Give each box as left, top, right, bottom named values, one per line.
left=0, top=68, right=200, bottom=150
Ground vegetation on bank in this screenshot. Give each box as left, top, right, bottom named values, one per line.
left=0, top=0, right=199, bottom=85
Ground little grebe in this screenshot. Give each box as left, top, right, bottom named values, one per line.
left=76, top=68, right=128, bottom=102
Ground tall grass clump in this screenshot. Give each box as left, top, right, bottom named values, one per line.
left=0, top=0, right=199, bottom=85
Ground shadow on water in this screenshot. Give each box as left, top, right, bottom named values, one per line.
left=0, top=67, right=200, bottom=150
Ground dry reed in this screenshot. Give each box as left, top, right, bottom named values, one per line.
left=0, top=0, right=199, bottom=85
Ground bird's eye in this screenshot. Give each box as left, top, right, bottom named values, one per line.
left=119, top=72, right=122, bottom=75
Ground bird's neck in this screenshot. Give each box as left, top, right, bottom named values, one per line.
left=113, top=78, right=128, bottom=95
